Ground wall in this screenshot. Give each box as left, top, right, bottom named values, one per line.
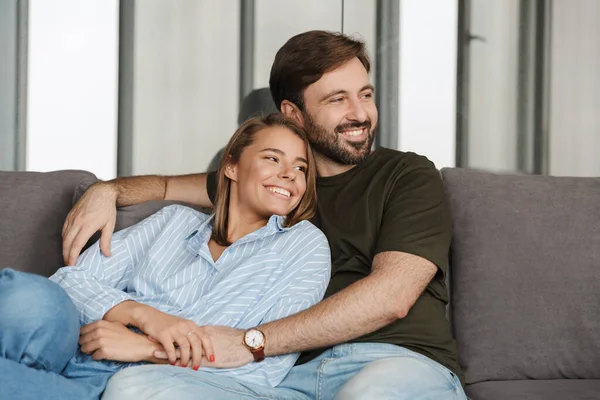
left=548, top=0, right=600, bottom=177
left=398, top=0, right=458, bottom=169
left=467, top=0, right=520, bottom=172
left=129, top=0, right=240, bottom=176
left=0, top=0, right=18, bottom=170
left=26, top=0, right=119, bottom=180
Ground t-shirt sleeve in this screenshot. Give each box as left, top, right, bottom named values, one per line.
left=374, top=156, right=452, bottom=276
left=206, top=170, right=218, bottom=205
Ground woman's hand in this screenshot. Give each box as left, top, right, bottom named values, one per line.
left=79, top=320, right=163, bottom=363
left=135, top=307, right=215, bottom=369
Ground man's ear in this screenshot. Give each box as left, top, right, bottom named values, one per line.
left=280, top=100, right=305, bottom=127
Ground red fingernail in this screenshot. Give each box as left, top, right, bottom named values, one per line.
left=193, top=365, right=199, bottom=371
left=209, top=354, right=215, bottom=362
left=170, top=361, right=175, bottom=366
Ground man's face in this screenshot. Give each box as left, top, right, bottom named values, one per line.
left=301, top=57, right=378, bottom=165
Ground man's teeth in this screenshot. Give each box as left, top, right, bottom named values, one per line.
left=268, top=187, right=291, bottom=197
left=342, top=129, right=363, bottom=137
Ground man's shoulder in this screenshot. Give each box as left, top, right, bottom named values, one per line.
left=370, top=148, right=437, bottom=170
left=359, top=148, right=438, bottom=185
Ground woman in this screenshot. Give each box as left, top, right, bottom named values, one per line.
left=0, top=114, right=331, bottom=400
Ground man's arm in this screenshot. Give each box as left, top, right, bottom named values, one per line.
left=261, top=251, right=436, bottom=355
left=63, top=173, right=210, bottom=265
left=186, top=251, right=436, bottom=368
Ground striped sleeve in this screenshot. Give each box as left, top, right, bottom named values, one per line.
left=220, top=226, right=331, bottom=387
left=49, top=205, right=181, bottom=325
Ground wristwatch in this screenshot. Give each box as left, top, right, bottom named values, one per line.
left=243, top=328, right=266, bottom=362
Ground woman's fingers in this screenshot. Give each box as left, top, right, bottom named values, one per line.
left=80, top=339, right=101, bottom=355
left=194, top=328, right=215, bottom=364
left=156, top=333, right=178, bottom=365
left=174, top=332, right=191, bottom=368
left=187, top=331, right=204, bottom=369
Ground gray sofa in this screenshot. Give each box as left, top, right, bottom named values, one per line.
left=1, top=168, right=599, bottom=399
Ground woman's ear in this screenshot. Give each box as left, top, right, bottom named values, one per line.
left=224, top=162, right=238, bottom=182
left=280, top=100, right=305, bottom=127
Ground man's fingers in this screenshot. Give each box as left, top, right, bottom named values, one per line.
left=62, top=225, right=81, bottom=265
left=67, top=225, right=99, bottom=266
left=99, top=220, right=115, bottom=257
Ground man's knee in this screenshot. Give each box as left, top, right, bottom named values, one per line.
left=336, top=356, right=461, bottom=400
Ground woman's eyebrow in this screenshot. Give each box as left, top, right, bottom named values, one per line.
left=260, top=148, right=307, bottom=164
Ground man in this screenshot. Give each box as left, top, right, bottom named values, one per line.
left=64, top=31, right=467, bottom=399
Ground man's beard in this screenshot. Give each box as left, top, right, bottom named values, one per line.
left=303, top=112, right=375, bottom=165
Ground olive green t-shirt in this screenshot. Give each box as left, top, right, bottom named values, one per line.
left=207, top=147, right=462, bottom=382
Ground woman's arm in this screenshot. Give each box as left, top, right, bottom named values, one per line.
left=52, top=205, right=181, bottom=325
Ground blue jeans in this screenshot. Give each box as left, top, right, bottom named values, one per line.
left=104, top=340, right=467, bottom=399
left=0, top=269, right=132, bottom=400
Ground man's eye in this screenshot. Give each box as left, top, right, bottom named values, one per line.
left=330, top=97, right=343, bottom=103
left=362, top=92, right=373, bottom=99
left=265, top=156, right=278, bottom=162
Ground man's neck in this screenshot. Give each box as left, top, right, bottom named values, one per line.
left=314, top=152, right=356, bottom=177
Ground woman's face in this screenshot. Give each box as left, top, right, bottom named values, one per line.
left=226, top=126, right=309, bottom=220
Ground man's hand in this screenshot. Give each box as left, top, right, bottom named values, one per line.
left=62, top=182, right=118, bottom=266
left=154, top=326, right=252, bottom=369
left=79, top=320, right=164, bottom=363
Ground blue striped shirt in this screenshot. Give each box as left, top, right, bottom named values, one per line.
left=50, top=204, right=331, bottom=387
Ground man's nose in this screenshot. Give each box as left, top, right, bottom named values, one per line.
left=346, top=98, right=368, bottom=122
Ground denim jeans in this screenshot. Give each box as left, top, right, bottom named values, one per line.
left=104, top=339, right=467, bottom=399
left=0, top=269, right=132, bottom=400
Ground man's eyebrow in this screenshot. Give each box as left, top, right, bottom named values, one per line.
left=319, top=89, right=346, bottom=102
left=319, top=84, right=375, bottom=102
left=260, top=148, right=308, bottom=164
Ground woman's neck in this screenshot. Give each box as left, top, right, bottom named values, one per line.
left=225, top=189, right=269, bottom=243
left=226, top=209, right=268, bottom=243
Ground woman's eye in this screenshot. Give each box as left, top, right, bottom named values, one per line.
left=294, top=165, right=307, bottom=172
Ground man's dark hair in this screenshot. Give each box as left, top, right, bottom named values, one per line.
left=269, top=30, right=370, bottom=111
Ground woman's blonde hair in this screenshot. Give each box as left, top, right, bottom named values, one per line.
left=212, top=113, right=317, bottom=246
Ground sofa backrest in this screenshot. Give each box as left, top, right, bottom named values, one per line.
left=443, top=168, right=600, bottom=384
left=0, top=170, right=97, bottom=277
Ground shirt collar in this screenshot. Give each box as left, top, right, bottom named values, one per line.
left=185, top=214, right=289, bottom=256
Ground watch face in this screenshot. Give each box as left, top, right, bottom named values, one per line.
left=245, top=329, right=264, bottom=348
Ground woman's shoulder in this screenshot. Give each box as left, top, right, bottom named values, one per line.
left=282, top=220, right=329, bottom=249
left=157, top=204, right=211, bottom=226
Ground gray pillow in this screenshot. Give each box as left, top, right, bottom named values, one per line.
left=0, top=170, right=98, bottom=277
left=442, top=168, right=600, bottom=384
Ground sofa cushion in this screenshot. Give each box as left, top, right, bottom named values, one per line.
left=466, top=379, right=600, bottom=400
left=0, top=170, right=97, bottom=277
left=442, top=168, right=600, bottom=384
